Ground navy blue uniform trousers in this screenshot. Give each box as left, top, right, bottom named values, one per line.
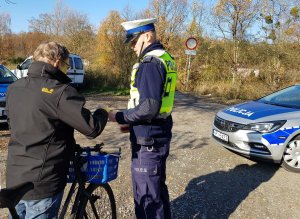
left=131, top=143, right=171, bottom=219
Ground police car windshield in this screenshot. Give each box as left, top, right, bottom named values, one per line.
left=0, top=65, right=18, bottom=84
left=257, top=85, right=300, bottom=109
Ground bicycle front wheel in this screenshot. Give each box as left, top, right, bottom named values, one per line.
left=79, top=183, right=117, bottom=219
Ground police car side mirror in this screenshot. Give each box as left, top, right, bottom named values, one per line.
left=17, top=64, right=22, bottom=70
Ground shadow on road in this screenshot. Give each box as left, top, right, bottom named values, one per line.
left=172, top=132, right=210, bottom=150
left=171, top=163, right=278, bottom=219
left=174, top=92, right=225, bottom=112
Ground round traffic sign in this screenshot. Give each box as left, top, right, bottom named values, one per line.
left=185, top=37, right=198, bottom=50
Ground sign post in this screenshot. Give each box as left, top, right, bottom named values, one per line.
left=185, top=37, right=198, bottom=90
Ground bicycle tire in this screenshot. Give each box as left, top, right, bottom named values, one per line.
left=78, top=183, right=117, bottom=219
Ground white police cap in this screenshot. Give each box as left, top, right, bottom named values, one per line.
left=121, top=18, right=157, bottom=43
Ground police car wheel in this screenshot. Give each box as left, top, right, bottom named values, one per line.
left=282, top=139, right=300, bottom=173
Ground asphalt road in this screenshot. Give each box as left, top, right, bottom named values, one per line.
left=0, top=92, right=300, bottom=218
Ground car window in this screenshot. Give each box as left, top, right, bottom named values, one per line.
left=0, top=65, right=18, bottom=84
left=258, top=85, right=300, bottom=108
left=68, top=57, right=73, bottom=69
left=21, top=58, right=33, bottom=70
left=74, top=57, right=83, bottom=70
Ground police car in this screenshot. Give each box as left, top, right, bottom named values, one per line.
left=212, top=84, right=300, bottom=172
left=0, top=64, right=18, bottom=123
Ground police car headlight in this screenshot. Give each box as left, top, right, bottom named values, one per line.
left=242, top=120, right=286, bottom=133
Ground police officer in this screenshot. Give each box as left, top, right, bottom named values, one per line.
left=109, top=18, right=177, bottom=219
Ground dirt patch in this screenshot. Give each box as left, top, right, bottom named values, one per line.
left=1, top=92, right=300, bottom=218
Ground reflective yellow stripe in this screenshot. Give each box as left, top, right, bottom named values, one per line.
left=128, top=50, right=177, bottom=117
left=158, top=52, right=177, bottom=117
left=128, top=63, right=139, bottom=109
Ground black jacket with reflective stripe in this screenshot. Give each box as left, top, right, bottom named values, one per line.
left=6, top=61, right=108, bottom=200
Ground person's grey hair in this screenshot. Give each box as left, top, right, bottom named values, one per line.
left=33, top=42, right=69, bottom=64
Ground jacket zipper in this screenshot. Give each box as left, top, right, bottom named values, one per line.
left=37, top=132, right=55, bottom=181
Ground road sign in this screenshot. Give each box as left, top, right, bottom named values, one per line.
left=184, top=37, right=198, bottom=91
left=185, top=50, right=197, bottom=56
left=185, top=37, right=198, bottom=50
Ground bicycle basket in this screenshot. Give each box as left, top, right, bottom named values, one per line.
left=67, top=152, right=120, bottom=184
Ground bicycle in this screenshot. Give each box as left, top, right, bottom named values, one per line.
left=0, top=143, right=121, bottom=219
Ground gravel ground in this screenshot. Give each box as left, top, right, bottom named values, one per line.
left=1, top=92, right=300, bottom=218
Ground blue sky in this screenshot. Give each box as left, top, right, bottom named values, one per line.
left=0, top=0, right=150, bottom=33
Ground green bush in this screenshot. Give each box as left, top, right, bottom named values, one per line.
left=8, top=57, right=25, bottom=65
left=83, top=67, right=129, bottom=95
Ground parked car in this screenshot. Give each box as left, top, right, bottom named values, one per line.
left=212, top=84, right=300, bottom=172
left=12, top=54, right=85, bottom=88
left=0, top=64, right=18, bottom=123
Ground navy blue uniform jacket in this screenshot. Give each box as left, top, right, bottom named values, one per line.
left=116, top=42, right=173, bottom=146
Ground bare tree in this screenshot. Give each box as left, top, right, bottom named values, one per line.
left=121, top=4, right=139, bottom=21
left=4, top=0, right=15, bottom=4
left=285, top=5, right=300, bottom=43
left=0, top=13, right=11, bottom=36
left=259, top=0, right=300, bottom=44
left=27, top=0, right=95, bottom=58
left=0, top=13, right=12, bottom=62
left=28, top=0, right=91, bottom=37
left=52, top=0, right=67, bottom=36
left=0, top=0, right=15, bottom=6
left=142, top=0, right=189, bottom=48
left=186, top=0, right=205, bottom=37
left=211, top=0, right=261, bottom=82
left=213, top=0, right=261, bottom=41
left=28, top=0, right=67, bottom=36
left=28, top=13, right=53, bottom=35
left=259, top=0, right=291, bottom=43
left=63, top=11, right=95, bottom=56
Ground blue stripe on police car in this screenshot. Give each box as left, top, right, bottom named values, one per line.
left=0, top=84, right=9, bottom=97
left=262, top=126, right=300, bottom=146
left=223, top=101, right=300, bottom=120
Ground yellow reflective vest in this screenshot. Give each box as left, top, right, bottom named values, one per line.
left=128, top=49, right=177, bottom=119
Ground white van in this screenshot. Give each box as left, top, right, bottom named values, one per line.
left=13, top=54, right=85, bottom=88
